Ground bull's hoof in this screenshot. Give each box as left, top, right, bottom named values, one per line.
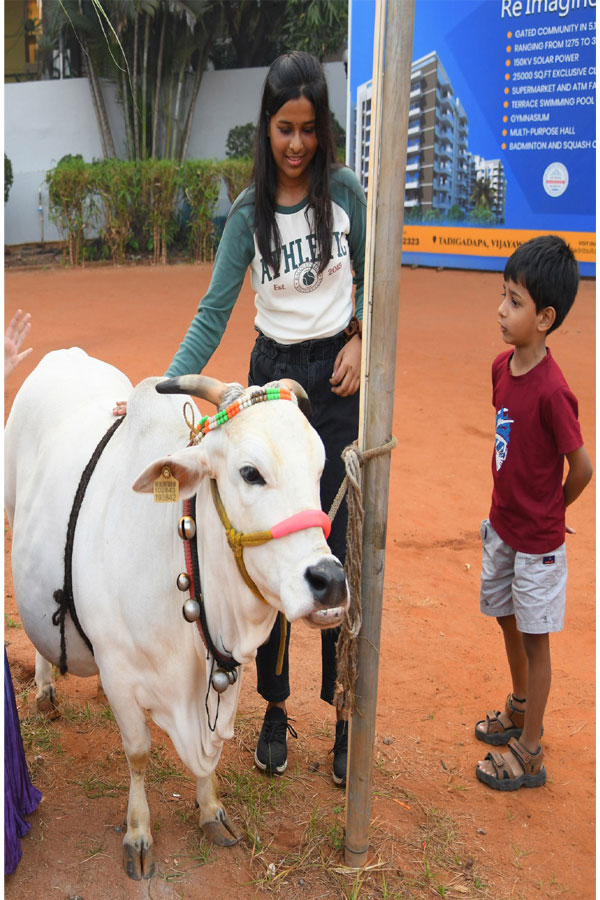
left=36, top=686, right=59, bottom=718
left=123, top=840, right=155, bottom=880
left=201, top=811, right=239, bottom=847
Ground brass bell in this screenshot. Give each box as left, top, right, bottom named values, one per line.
left=178, top=516, right=196, bottom=540
left=211, top=668, right=238, bottom=693
left=182, top=598, right=201, bottom=622
left=177, top=572, right=191, bottom=592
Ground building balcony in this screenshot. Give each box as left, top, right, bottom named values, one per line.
left=433, top=162, right=451, bottom=177
left=435, top=125, right=452, bottom=142
left=405, top=178, right=420, bottom=190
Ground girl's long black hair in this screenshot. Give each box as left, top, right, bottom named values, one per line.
left=252, top=51, right=337, bottom=277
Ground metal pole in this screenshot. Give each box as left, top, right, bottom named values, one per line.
left=344, top=0, right=415, bottom=868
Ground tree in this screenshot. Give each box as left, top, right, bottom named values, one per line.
left=212, top=0, right=347, bottom=68
left=219, top=0, right=287, bottom=68
left=404, top=204, right=422, bottom=223
left=49, top=0, right=348, bottom=162
left=470, top=176, right=496, bottom=211
left=447, top=203, right=466, bottom=222
left=467, top=205, right=496, bottom=226
left=226, top=123, right=256, bottom=159
left=5, top=155, right=14, bottom=204
left=37, top=1, right=116, bottom=155
left=280, top=0, right=348, bottom=61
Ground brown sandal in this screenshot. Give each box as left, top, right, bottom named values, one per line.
left=476, top=737, right=546, bottom=791
left=475, top=693, right=525, bottom=745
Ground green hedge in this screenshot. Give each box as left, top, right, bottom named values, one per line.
left=45, top=157, right=253, bottom=266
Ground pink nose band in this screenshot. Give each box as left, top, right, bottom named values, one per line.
left=270, top=510, right=332, bottom=541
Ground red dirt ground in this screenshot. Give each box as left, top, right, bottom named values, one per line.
left=4, top=262, right=595, bottom=900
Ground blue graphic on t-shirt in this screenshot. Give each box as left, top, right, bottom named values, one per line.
left=495, top=407, right=514, bottom=472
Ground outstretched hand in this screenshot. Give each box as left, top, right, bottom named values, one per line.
left=330, top=334, right=361, bottom=397
left=5, top=309, right=32, bottom=378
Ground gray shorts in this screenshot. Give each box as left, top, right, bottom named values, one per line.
left=479, top=519, right=567, bottom=634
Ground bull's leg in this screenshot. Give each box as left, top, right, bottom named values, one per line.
left=106, top=693, right=155, bottom=880
left=34, top=651, right=57, bottom=713
left=123, top=743, right=155, bottom=880
left=196, top=773, right=239, bottom=846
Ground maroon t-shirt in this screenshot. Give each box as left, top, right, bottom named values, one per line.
left=489, top=348, right=583, bottom=554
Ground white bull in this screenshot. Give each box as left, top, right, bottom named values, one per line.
left=4, top=348, right=348, bottom=880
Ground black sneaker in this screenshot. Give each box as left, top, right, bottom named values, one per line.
left=254, top=707, right=297, bottom=775
left=331, top=720, right=349, bottom=786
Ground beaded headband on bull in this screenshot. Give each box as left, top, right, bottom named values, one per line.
left=154, top=375, right=331, bottom=695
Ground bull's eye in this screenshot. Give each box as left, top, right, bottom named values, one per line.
left=240, top=465, right=266, bottom=486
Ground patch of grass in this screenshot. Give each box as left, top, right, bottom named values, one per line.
left=19, top=683, right=34, bottom=704
left=61, top=698, right=94, bottom=724
left=100, top=705, right=115, bottom=722
left=163, top=866, right=188, bottom=883
left=82, top=842, right=106, bottom=862
left=221, top=765, right=288, bottom=836
left=147, top=744, right=191, bottom=785
left=176, top=807, right=196, bottom=826
left=513, top=844, right=533, bottom=870
left=20, top=712, right=64, bottom=757
left=185, top=836, right=214, bottom=867
left=4, top=613, right=22, bottom=628
left=343, top=869, right=367, bottom=899
left=327, top=820, right=345, bottom=853
left=77, top=773, right=127, bottom=799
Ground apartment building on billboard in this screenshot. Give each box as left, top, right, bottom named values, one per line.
left=354, top=50, right=506, bottom=223
left=355, top=79, right=372, bottom=194
left=472, top=155, right=507, bottom=222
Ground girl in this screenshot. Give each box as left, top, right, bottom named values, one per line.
left=119, top=52, right=366, bottom=785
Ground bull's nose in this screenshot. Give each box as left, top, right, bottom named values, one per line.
left=304, top=558, right=347, bottom=608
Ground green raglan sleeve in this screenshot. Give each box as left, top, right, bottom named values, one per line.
left=166, top=196, right=256, bottom=377
left=332, top=167, right=367, bottom=321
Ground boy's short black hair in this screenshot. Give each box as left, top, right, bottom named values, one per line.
left=504, top=235, right=579, bottom=334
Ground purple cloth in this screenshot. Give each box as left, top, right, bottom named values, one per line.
left=5, top=648, right=42, bottom=875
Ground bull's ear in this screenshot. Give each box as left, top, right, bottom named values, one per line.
left=132, top=449, right=208, bottom=499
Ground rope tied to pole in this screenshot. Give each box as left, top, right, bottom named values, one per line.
left=332, top=435, right=397, bottom=713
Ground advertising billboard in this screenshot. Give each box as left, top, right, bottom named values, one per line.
left=349, top=0, right=595, bottom=275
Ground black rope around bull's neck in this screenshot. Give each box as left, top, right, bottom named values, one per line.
left=52, top=416, right=125, bottom=675
left=188, top=494, right=240, bottom=675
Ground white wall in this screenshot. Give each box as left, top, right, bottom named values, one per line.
left=3, top=62, right=348, bottom=246
left=5, top=79, right=106, bottom=244
left=186, top=62, right=347, bottom=159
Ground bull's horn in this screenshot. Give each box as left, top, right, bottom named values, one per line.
left=156, top=375, right=227, bottom=407
left=278, top=378, right=311, bottom=418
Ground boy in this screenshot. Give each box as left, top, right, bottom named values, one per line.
left=475, top=235, right=592, bottom=791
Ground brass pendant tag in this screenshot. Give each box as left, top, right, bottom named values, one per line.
left=153, top=466, right=179, bottom=503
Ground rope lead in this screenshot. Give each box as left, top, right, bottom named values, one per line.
left=332, top=435, right=398, bottom=713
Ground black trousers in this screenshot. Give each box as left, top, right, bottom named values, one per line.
left=249, top=330, right=359, bottom=705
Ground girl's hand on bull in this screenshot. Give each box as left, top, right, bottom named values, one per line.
left=329, top=334, right=361, bottom=397
left=113, top=401, right=127, bottom=416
